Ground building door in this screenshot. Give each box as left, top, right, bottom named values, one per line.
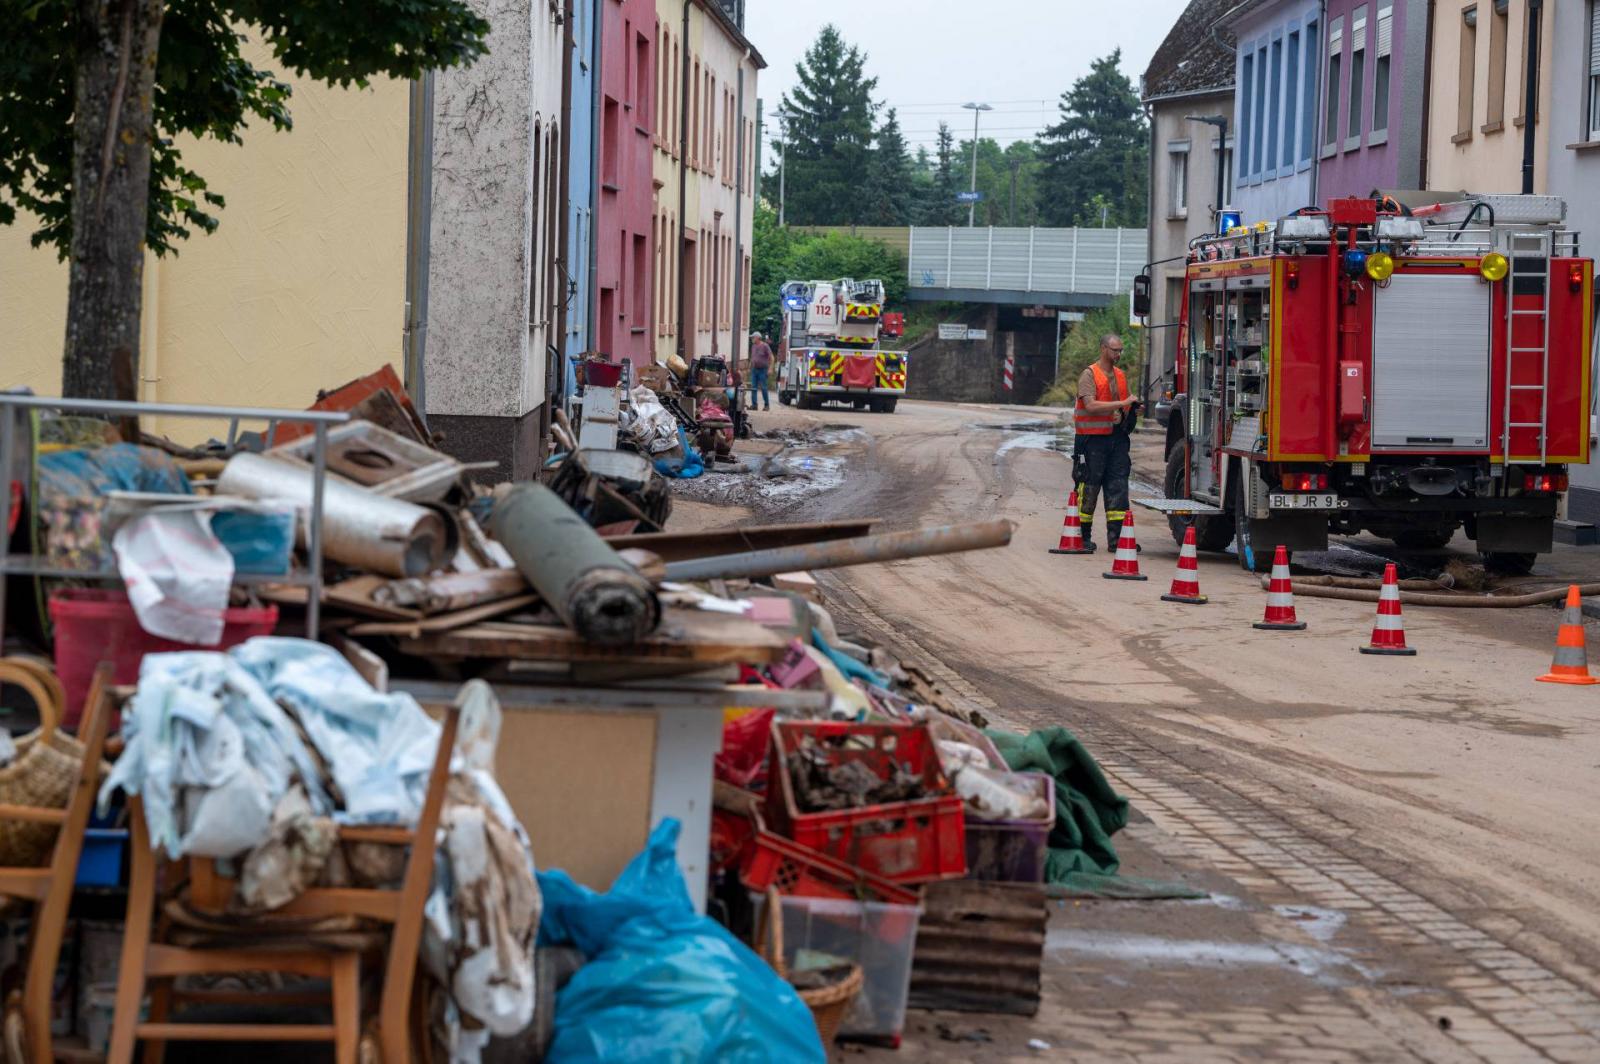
left=680, top=236, right=698, bottom=357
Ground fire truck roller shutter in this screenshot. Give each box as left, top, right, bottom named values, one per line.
left=1371, top=274, right=1492, bottom=451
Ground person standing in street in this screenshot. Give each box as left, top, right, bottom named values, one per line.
left=1073, top=333, right=1139, bottom=551
left=748, top=332, right=773, bottom=411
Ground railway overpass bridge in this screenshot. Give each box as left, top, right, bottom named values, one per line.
left=793, top=225, right=1149, bottom=404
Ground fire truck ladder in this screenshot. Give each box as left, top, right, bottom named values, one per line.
left=1502, top=230, right=1553, bottom=464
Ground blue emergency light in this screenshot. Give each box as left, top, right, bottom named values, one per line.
left=1218, top=210, right=1242, bottom=232
left=1342, top=249, right=1369, bottom=277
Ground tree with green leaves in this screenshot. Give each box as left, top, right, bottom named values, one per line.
left=1036, top=50, right=1148, bottom=228
left=0, top=0, right=488, bottom=400
left=918, top=122, right=961, bottom=226
left=860, top=108, right=914, bottom=226
left=773, top=25, right=878, bottom=227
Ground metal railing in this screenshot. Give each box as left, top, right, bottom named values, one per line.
left=0, top=393, right=350, bottom=639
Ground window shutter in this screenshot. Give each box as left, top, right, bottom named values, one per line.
left=1591, top=1, right=1600, bottom=76
left=1329, top=15, right=1344, bottom=53
left=1352, top=5, right=1368, bottom=41
left=1377, top=2, right=1394, bottom=56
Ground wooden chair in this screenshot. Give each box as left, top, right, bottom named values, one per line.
left=108, top=703, right=460, bottom=1064
left=0, top=661, right=114, bottom=1064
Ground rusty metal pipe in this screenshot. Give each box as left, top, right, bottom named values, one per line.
left=491, top=483, right=660, bottom=645
left=662, top=520, right=1015, bottom=583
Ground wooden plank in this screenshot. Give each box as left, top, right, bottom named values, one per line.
left=346, top=594, right=541, bottom=637
left=397, top=607, right=787, bottom=665
left=908, top=880, right=1047, bottom=1017
left=372, top=567, right=529, bottom=613
left=260, top=574, right=422, bottom=622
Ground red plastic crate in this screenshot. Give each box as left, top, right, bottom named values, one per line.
left=48, top=589, right=278, bottom=727
left=741, top=829, right=920, bottom=905
left=767, top=720, right=966, bottom=884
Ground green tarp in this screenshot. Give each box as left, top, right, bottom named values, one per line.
left=986, top=726, right=1204, bottom=900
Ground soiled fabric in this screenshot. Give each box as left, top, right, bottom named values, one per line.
left=101, top=651, right=330, bottom=858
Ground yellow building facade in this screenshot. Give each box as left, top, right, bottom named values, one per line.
left=1, top=60, right=410, bottom=437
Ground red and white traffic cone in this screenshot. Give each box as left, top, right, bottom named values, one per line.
left=1536, top=585, right=1600, bottom=684
left=1161, top=526, right=1208, bottom=604
left=1254, top=545, right=1306, bottom=630
left=1103, top=510, right=1148, bottom=581
left=1359, top=563, right=1416, bottom=655
left=1049, top=490, right=1095, bottom=555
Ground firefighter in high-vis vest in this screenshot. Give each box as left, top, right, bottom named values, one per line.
left=1072, top=334, right=1140, bottom=552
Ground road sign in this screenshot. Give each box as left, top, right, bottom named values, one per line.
left=938, top=324, right=988, bottom=341
left=956, top=191, right=984, bottom=203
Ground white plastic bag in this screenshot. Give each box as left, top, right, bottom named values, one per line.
left=112, top=509, right=234, bottom=645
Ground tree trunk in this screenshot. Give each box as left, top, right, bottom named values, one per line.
left=61, top=0, right=163, bottom=402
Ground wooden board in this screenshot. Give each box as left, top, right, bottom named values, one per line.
left=494, top=708, right=657, bottom=894
left=909, top=880, right=1048, bottom=1017
left=602, top=520, right=874, bottom=562
left=397, top=607, right=787, bottom=665
left=345, top=594, right=542, bottom=637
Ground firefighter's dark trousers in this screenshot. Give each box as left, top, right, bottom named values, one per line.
left=1076, top=432, right=1131, bottom=548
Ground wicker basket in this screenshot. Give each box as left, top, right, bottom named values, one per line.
left=756, top=888, right=865, bottom=1046
left=0, top=658, right=82, bottom=867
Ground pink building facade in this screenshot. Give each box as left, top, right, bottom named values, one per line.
left=596, top=0, right=657, bottom=366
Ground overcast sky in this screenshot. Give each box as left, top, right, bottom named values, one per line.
left=745, top=1, right=1188, bottom=159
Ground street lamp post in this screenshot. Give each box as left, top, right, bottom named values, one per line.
left=1185, top=114, right=1229, bottom=231
left=962, top=102, right=992, bottom=228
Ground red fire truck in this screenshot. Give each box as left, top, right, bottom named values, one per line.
left=1141, top=194, right=1594, bottom=573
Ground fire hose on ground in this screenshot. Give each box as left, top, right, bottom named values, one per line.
left=1257, top=573, right=1600, bottom=608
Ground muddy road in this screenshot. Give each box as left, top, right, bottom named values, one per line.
left=686, top=398, right=1600, bottom=1062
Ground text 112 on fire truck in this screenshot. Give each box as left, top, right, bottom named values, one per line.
left=1135, top=194, right=1595, bottom=575
left=776, top=278, right=906, bottom=413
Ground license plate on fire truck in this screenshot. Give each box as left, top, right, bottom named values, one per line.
left=1269, top=493, right=1346, bottom=510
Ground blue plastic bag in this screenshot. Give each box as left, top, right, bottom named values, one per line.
left=539, top=820, right=825, bottom=1064
left=652, top=428, right=706, bottom=480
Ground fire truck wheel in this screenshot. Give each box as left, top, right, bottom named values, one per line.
left=1164, top=442, right=1233, bottom=551
left=1482, top=551, right=1537, bottom=576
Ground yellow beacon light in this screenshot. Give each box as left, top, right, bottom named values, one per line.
left=1480, top=252, right=1510, bottom=282
left=1365, top=251, right=1395, bottom=282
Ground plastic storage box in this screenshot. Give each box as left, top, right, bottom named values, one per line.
left=49, top=589, right=278, bottom=726
left=741, top=830, right=920, bottom=905
left=767, top=720, right=966, bottom=884
left=758, top=893, right=922, bottom=1046
left=963, top=772, right=1055, bottom=883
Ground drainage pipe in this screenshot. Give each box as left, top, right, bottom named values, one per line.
left=663, top=520, right=1015, bottom=583
left=1259, top=574, right=1600, bottom=608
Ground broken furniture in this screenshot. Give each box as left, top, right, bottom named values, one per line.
left=269, top=420, right=491, bottom=503
left=908, top=881, right=1048, bottom=1017
left=0, top=392, right=349, bottom=638
left=107, top=703, right=461, bottom=1064
left=0, top=663, right=114, bottom=1063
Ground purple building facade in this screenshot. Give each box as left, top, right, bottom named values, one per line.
left=1314, top=0, right=1429, bottom=198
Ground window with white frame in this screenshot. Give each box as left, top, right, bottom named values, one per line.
left=1347, top=5, right=1367, bottom=144
left=1267, top=37, right=1283, bottom=169
left=1325, top=15, right=1344, bottom=150
left=1254, top=43, right=1269, bottom=175
left=1373, top=1, right=1393, bottom=136
left=1588, top=0, right=1600, bottom=140
left=1169, top=141, right=1190, bottom=218
left=1284, top=29, right=1301, bottom=168
left=1214, top=135, right=1235, bottom=208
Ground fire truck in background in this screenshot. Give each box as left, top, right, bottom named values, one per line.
left=1140, top=193, right=1595, bottom=574
left=776, top=279, right=907, bottom=413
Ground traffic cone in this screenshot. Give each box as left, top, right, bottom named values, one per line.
left=1102, top=510, right=1148, bottom=581
left=1254, top=545, right=1306, bottom=630
left=1359, top=563, right=1416, bottom=656
left=1536, top=585, right=1599, bottom=685
left=1049, top=490, right=1095, bottom=555
left=1161, top=526, right=1208, bottom=604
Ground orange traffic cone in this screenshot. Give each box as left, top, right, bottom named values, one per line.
left=1254, top=545, right=1306, bottom=630
left=1536, top=586, right=1599, bottom=685
left=1049, top=490, right=1095, bottom=555
left=1359, top=563, right=1416, bottom=656
left=1103, top=510, right=1147, bottom=581
left=1161, top=526, right=1208, bottom=604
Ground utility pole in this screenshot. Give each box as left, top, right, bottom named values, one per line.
left=1520, top=0, right=1543, bottom=195
left=962, top=102, right=991, bottom=227
left=1186, top=113, right=1229, bottom=230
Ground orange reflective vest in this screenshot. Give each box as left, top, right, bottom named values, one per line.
left=1074, top=363, right=1129, bottom=435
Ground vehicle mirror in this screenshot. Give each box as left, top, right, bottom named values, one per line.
left=1132, top=273, right=1153, bottom=319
